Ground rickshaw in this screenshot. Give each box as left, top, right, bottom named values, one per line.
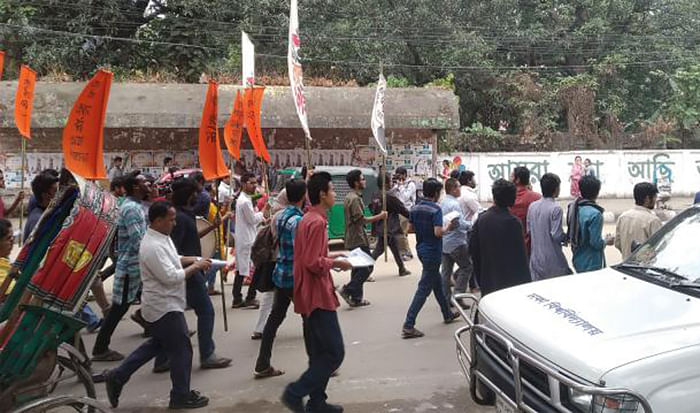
left=0, top=172, right=117, bottom=412
left=274, top=166, right=378, bottom=239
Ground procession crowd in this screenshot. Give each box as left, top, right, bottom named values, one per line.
left=0, top=154, right=688, bottom=412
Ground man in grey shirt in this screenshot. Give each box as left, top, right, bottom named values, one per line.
left=104, top=201, right=212, bottom=410
left=527, top=173, right=572, bottom=280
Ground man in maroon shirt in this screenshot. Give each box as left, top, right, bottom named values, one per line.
left=510, top=166, right=541, bottom=254
left=282, top=171, right=352, bottom=413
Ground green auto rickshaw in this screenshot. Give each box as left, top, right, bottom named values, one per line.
left=274, top=166, right=378, bottom=240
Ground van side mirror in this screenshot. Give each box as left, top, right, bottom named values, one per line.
left=631, top=240, right=642, bottom=254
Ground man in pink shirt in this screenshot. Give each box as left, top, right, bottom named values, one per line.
left=282, top=171, right=352, bottom=413
left=510, top=166, right=541, bottom=254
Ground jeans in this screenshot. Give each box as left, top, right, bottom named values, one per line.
left=403, top=258, right=452, bottom=329
left=79, top=304, right=100, bottom=329
left=232, top=272, right=257, bottom=304
left=255, top=287, right=293, bottom=372
left=441, top=244, right=472, bottom=306
left=288, top=309, right=345, bottom=406
left=371, top=232, right=406, bottom=273
left=93, top=276, right=131, bottom=355
left=110, top=311, right=192, bottom=402
left=342, top=246, right=373, bottom=301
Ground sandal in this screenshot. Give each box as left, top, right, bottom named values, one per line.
left=254, top=366, right=285, bottom=379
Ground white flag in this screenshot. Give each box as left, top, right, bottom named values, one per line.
left=371, top=73, right=387, bottom=153
left=288, top=0, right=312, bottom=140
left=242, top=31, right=255, bottom=87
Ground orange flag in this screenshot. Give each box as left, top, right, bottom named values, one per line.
left=14, top=65, right=37, bottom=139
left=62, top=69, right=112, bottom=180
left=198, top=80, right=229, bottom=180
left=0, top=51, right=5, bottom=80
left=223, top=90, right=244, bottom=161
left=243, top=86, right=270, bottom=163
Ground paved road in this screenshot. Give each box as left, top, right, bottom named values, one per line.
left=75, top=237, right=491, bottom=413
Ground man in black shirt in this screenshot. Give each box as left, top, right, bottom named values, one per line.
left=154, top=178, right=231, bottom=371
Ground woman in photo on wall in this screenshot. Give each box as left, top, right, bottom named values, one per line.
left=570, top=155, right=584, bottom=197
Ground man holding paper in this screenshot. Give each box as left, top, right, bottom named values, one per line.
left=338, top=170, right=386, bottom=308
left=439, top=178, right=472, bottom=309
left=282, top=172, right=352, bottom=413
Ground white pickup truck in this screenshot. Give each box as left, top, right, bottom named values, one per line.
left=454, top=205, right=700, bottom=413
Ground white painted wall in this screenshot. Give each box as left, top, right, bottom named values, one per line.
left=439, top=150, right=700, bottom=202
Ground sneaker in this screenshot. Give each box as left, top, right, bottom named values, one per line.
left=349, top=299, right=371, bottom=308
left=92, top=349, right=124, bottom=362
left=231, top=300, right=245, bottom=309
left=398, top=269, right=411, bottom=277
left=104, top=371, right=123, bottom=408
left=306, top=401, right=344, bottom=412
left=281, top=387, right=305, bottom=413
left=444, top=312, right=461, bottom=324
left=401, top=327, right=424, bottom=339
left=251, top=332, right=263, bottom=340
left=200, top=353, right=232, bottom=369
left=169, top=390, right=209, bottom=409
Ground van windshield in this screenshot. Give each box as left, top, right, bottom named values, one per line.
left=624, top=207, right=700, bottom=283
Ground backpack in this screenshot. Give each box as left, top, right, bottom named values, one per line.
left=251, top=224, right=276, bottom=269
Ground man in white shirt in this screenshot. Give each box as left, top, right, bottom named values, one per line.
left=458, top=170, right=480, bottom=222
left=615, top=182, right=663, bottom=259
left=394, top=167, right=416, bottom=260
left=104, top=201, right=212, bottom=410
left=233, top=172, right=268, bottom=308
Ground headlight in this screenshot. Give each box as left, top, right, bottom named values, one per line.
left=592, top=394, right=641, bottom=412
left=568, top=389, right=642, bottom=413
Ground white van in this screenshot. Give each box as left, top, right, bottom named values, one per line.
left=454, top=205, right=700, bottom=413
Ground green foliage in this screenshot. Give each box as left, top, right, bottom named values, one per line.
left=3, top=0, right=700, bottom=146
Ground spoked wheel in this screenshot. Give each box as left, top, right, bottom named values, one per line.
left=11, top=395, right=109, bottom=413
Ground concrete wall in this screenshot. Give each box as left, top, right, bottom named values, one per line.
left=440, top=150, right=700, bottom=201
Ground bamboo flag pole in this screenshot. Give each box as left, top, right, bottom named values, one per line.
left=18, top=138, right=26, bottom=246
left=383, top=153, right=388, bottom=262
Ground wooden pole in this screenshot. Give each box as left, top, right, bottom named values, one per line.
left=305, top=137, right=312, bottom=170
left=215, top=181, right=228, bottom=332
left=18, top=137, right=26, bottom=246
left=382, top=154, right=388, bottom=262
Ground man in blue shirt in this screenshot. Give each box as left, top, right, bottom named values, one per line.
left=402, top=178, right=460, bottom=339
left=254, top=179, right=306, bottom=378
left=567, top=176, right=614, bottom=273
left=440, top=178, right=471, bottom=309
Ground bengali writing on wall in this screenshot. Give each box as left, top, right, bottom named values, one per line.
left=440, top=150, right=700, bottom=201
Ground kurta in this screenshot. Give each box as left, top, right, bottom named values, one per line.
left=527, top=198, right=571, bottom=280
left=469, top=206, right=531, bottom=296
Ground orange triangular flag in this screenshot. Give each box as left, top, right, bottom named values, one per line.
left=14, top=65, right=37, bottom=139
left=223, top=90, right=244, bottom=161
left=198, top=80, right=229, bottom=181
left=0, top=51, right=5, bottom=80
left=243, top=86, right=270, bottom=163
left=62, top=69, right=112, bottom=180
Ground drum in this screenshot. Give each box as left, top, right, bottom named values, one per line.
left=196, top=217, right=217, bottom=258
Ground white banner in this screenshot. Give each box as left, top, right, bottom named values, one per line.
left=242, top=31, right=255, bottom=87
left=288, top=0, right=311, bottom=140
left=371, top=73, right=387, bottom=153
